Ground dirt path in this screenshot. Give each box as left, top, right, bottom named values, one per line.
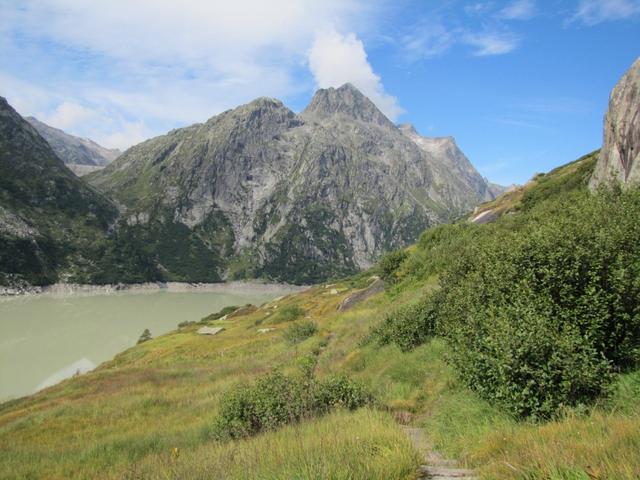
left=402, top=426, right=477, bottom=479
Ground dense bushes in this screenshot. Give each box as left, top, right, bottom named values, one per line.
left=442, top=189, right=640, bottom=417
left=270, top=305, right=305, bottom=323
left=284, top=321, right=318, bottom=344
left=373, top=184, right=640, bottom=419
left=211, top=363, right=371, bottom=440
left=377, top=249, right=408, bottom=283
left=369, top=300, right=436, bottom=351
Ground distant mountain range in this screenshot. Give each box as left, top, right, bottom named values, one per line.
left=25, top=116, right=120, bottom=175
left=1, top=83, right=504, bottom=287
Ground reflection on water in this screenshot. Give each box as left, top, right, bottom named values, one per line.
left=0, top=286, right=295, bottom=401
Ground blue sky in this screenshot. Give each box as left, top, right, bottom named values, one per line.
left=1, top=0, right=639, bottom=185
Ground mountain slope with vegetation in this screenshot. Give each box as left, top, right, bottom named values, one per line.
left=0, top=97, right=120, bottom=287
left=87, top=84, right=499, bottom=284
left=1, top=149, right=638, bottom=480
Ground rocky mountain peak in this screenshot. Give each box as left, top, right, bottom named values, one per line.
left=590, top=57, right=640, bottom=189
left=301, top=83, right=394, bottom=127
left=208, top=96, right=299, bottom=133
left=398, top=123, right=418, bottom=135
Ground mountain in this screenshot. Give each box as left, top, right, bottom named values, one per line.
left=0, top=97, right=118, bottom=287
left=25, top=116, right=120, bottom=173
left=590, top=57, right=640, bottom=188
left=88, top=83, right=499, bottom=283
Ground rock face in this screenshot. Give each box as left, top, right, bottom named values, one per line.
left=26, top=116, right=120, bottom=170
left=0, top=97, right=117, bottom=286
left=88, top=84, right=499, bottom=284
left=590, top=57, right=640, bottom=189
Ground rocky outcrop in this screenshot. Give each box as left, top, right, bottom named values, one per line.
left=26, top=116, right=120, bottom=169
left=88, top=84, right=499, bottom=284
left=590, top=57, right=640, bottom=189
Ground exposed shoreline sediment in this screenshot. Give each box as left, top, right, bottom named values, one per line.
left=0, top=280, right=307, bottom=298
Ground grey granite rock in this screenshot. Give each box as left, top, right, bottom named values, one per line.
left=88, top=84, right=500, bottom=283
left=590, top=57, right=640, bottom=189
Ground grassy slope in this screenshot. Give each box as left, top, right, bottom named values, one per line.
left=1, top=151, right=638, bottom=479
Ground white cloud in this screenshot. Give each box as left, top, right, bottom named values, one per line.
left=499, top=0, right=536, bottom=20
left=571, top=0, right=640, bottom=25
left=464, top=31, right=520, bottom=56
left=400, top=22, right=456, bottom=61
left=97, top=121, right=150, bottom=151
left=0, top=0, right=380, bottom=149
left=43, top=102, right=98, bottom=130
left=308, top=29, right=403, bottom=121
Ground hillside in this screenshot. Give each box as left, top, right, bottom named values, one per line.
left=87, top=84, right=499, bottom=284
left=0, top=97, right=119, bottom=287
left=26, top=116, right=120, bottom=170
left=1, top=150, right=638, bottom=479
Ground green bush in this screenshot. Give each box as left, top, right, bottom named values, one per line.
left=371, top=181, right=640, bottom=419
left=211, top=368, right=371, bottom=440
left=369, top=299, right=435, bottom=352
left=377, top=249, right=408, bottom=283
left=314, top=375, right=373, bottom=412
left=284, top=321, right=318, bottom=345
left=270, top=305, right=305, bottom=324
left=433, top=188, right=640, bottom=418
left=201, top=305, right=238, bottom=323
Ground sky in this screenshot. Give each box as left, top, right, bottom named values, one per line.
left=1, top=0, right=639, bottom=185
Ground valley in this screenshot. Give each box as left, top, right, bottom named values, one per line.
left=0, top=5, right=638, bottom=477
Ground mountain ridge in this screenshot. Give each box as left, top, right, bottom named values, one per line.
left=25, top=116, right=120, bottom=171
left=88, top=83, right=499, bottom=283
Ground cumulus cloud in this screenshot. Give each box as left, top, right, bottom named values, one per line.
left=308, top=29, right=403, bottom=121
left=0, top=0, right=379, bottom=149
left=571, top=0, right=640, bottom=25
left=43, top=102, right=98, bottom=130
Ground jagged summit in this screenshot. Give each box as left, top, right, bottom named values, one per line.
left=203, top=95, right=299, bottom=133
left=301, top=83, right=394, bottom=127
left=398, top=123, right=418, bottom=135
left=86, top=85, right=499, bottom=284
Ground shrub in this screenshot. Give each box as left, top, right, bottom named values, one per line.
left=369, top=299, right=436, bottom=351
left=284, top=321, right=318, bottom=345
left=137, top=328, right=152, bottom=344
left=178, top=320, right=195, bottom=329
left=377, top=249, right=408, bottom=283
left=370, top=183, right=640, bottom=419
left=210, top=368, right=371, bottom=440
left=270, top=305, right=305, bottom=324
left=201, top=305, right=238, bottom=323
left=433, top=188, right=640, bottom=418
left=314, top=375, right=373, bottom=412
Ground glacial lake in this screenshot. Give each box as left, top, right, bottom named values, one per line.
left=0, top=284, right=299, bottom=402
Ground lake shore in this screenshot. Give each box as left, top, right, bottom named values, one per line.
left=0, top=280, right=307, bottom=298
